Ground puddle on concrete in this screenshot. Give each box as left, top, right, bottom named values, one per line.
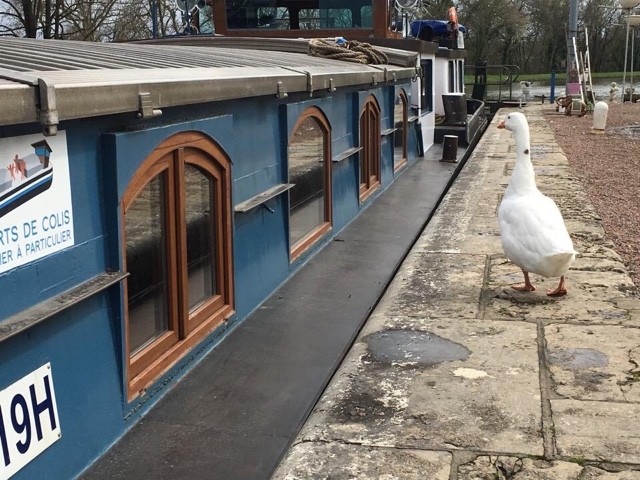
left=547, top=348, right=609, bottom=370
left=366, top=329, right=470, bottom=366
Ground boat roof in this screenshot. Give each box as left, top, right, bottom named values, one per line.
left=0, top=37, right=417, bottom=134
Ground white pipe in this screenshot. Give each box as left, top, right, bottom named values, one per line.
left=623, top=8, right=631, bottom=101
left=630, top=16, right=640, bottom=99
left=620, top=4, right=640, bottom=102
left=632, top=26, right=635, bottom=94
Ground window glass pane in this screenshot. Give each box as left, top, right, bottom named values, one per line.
left=227, top=0, right=371, bottom=30
left=227, top=0, right=290, bottom=29
left=360, top=6, right=372, bottom=28
left=359, top=103, right=380, bottom=189
left=394, top=94, right=405, bottom=162
left=198, top=6, right=214, bottom=33
left=359, top=113, right=367, bottom=185
left=448, top=61, right=455, bottom=93
left=185, top=163, right=217, bottom=311
left=367, top=108, right=378, bottom=180
left=289, top=117, right=326, bottom=246
left=420, top=59, right=433, bottom=112
left=126, top=174, right=169, bottom=354
left=256, top=7, right=289, bottom=29
left=299, top=8, right=352, bottom=29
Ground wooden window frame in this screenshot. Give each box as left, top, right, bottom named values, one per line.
left=393, top=90, right=408, bottom=172
left=359, top=95, right=381, bottom=202
left=122, top=132, right=234, bottom=401
left=288, top=107, right=333, bottom=261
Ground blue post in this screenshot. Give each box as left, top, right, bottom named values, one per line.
left=151, top=0, right=158, bottom=38
left=550, top=68, right=556, bottom=103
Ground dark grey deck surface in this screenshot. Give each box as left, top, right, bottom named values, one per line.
left=82, top=144, right=467, bottom=480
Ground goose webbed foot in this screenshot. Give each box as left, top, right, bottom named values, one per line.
left=547, top=276, right=568, bottom=297
left=511, top=270, right=536, bottom=292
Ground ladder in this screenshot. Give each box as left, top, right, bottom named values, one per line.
left=571, top=37, right=584, bottom=103
left=572, top=29, right=595, bottom=105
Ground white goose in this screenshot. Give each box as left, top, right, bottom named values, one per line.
left=497, top=112, right=576, bottom=296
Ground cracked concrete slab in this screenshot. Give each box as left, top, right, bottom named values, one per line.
left=565, top=219, right=620, bottom=259
left=553, top=399, right=640, bottom=463
left=484, top=255, right=639, bottom=326
left=271, top=442, right=451, bottom=480
left=458, top=456, right=582, bottom=479
left=386, top=252, right=486, bottom=319
left=295, top=317, right=542, bottom=456
left=457, top=455, right=640, bottom=479
left=415, top=213, right=502, bottom=255
left=546, top=324, right=640, bottom=402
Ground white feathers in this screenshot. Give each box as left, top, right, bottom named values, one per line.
left=497, top=112, right=576, bottom=279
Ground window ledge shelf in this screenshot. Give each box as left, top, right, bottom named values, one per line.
left=408, top=115, right=419, bottom=122
left=0, top=271, right=128, bottom=344
left=332, top=146, right=362, bottom=163
left=234, top=183, right=294, bottom=213
left=381, top=127, right=397, bottom=136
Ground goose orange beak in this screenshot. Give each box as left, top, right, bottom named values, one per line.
left=497, top=120, right=505, bottom=129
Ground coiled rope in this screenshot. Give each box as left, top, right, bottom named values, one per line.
left=308, top=38, right=388, bottom=65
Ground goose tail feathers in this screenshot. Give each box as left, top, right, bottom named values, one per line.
left=539, top=251, right=576, bottom=278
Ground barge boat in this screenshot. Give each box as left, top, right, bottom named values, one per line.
left=0, top=1, right=487, bottom=478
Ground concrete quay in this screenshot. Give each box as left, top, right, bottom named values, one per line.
left=272, top=105, right=640, bottom=479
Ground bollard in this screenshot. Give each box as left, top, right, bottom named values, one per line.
left=441, top=135, right=458, bottom=162
left=592, top=101, right=609, bottom=133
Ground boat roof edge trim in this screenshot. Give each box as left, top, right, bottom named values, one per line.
left=0, top=66, right=416, bottom=134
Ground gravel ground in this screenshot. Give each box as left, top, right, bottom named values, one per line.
left=544, top=102, right=640, bottom=287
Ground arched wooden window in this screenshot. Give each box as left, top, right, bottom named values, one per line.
left=359, top=95, right=381, bottom=201
left=288, top=107, right=332, bottom=260
left=123, top=132, right=234, bottom=399
left=393, top=90, right=408, bottom=171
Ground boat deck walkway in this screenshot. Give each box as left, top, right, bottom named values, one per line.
left=82, top=131, right=468, bottom=479
left=272, top=105, right=640, bottom=479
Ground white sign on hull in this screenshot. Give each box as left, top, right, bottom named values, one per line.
left=0, top=132, right=74, bottom=274
left=0, top=363, right=61, bottom=479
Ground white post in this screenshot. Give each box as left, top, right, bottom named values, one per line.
left=592, top=101, right=609, bottom=133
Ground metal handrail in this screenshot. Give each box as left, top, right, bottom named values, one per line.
left=470, top=64, right=521, bottom=102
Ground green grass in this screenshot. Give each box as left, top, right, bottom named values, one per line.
left=465, top=71, right=626, bottom=83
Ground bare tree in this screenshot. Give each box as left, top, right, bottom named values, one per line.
left=0, top=0, right=42, bottom=37
left=581, top=0, right=622, bottom=72
left=110, top=0, right=181, bottom=40
left=458, top=0, right=526, bottom=66
left=519, top=0, right=568, bottom=72
left=0, top=0, right=180, bottom=40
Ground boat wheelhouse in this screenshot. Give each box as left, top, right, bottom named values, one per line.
left=164, top=0, right=487, bottom=156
